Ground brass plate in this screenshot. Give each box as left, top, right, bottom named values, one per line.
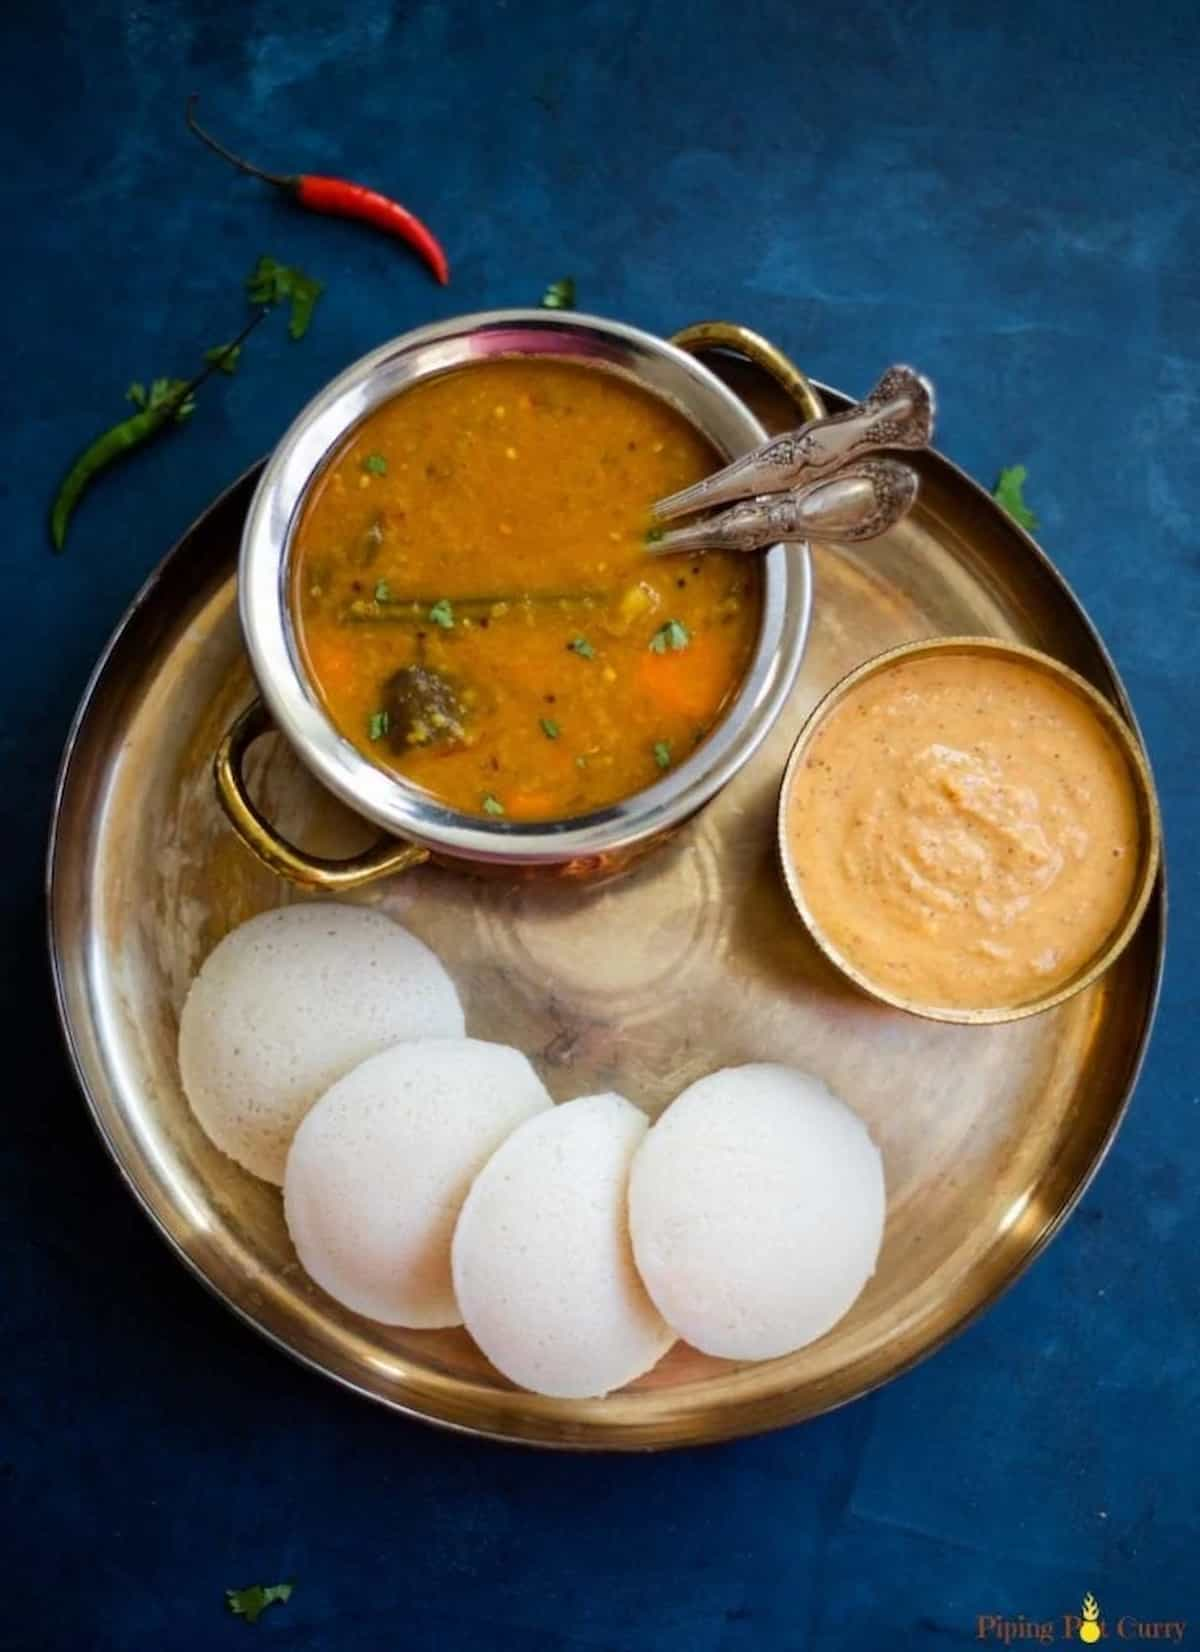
left=48, top=353, right=1164, bottom=1449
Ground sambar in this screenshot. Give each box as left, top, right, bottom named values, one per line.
left=291, top=359, right=761, bottom=822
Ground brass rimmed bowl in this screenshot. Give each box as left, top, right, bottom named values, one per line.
left=777, top=636, right=1162, bottom=1025
left=222, top=310, right=817, bottom=889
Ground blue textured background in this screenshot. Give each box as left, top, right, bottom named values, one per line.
left=4, top=1, right=1197, bottom=1647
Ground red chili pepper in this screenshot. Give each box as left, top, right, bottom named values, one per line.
left=186, top=97, right=449, bottom=286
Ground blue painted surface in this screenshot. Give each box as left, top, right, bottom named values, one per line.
left=2, top=0, right=1197, bottom=1646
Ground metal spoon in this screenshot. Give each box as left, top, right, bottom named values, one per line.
left=647, top=458, right=919, bottom=557
left=653, top=364, right=934, bottom=521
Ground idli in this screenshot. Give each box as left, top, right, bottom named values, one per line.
left=178, top=902, right=464, bottom=1183
left=284, top=1039, right=552, bottom=1327
left=628, top=1064, right=885, bottom=1360
left=452, top=1093, right=675, bottom=1398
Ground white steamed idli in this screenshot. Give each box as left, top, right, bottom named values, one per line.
left=284, top=1039, right=551, bottom=1327
left=628, top=1064, right=885, bottom=1360
left=452, top=1093, right=675, bottom=1398
left=178, top=902, right=464, bottom=1183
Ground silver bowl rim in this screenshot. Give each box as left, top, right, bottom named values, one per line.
left=238, top=308, right=812, bottom=863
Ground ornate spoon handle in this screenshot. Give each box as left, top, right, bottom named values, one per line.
left=654, top=364, right=934, bottom=521
left=647, top=459, right=919, bottom=557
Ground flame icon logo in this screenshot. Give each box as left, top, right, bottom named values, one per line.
left=1079, top=1593, right=1101, bottom=1643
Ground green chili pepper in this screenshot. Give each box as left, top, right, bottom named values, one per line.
left=49, top=310, right=265, bottom=552
left=50, top=396, right=185, bottom=552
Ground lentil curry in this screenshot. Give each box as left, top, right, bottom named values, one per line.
left=292, top=359, right=760, bottom=821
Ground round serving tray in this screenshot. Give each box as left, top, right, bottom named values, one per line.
left=47, top=342, right=1164, bottom=1449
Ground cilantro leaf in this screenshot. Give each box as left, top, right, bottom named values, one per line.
left=245, top=256, right=287, bottom=306
left=567, top=635, right=595, bottom=659
left=367, top=709, right=390, bottom=741
left=649, top=619, right=691, bottom=654
left=993, top=465, right=1038, bottom=533
left=539, top=717, right=560, bottom=739
left=285, top=275, right=323, bottom=339
left=540, top=277, right=576, bottom=310
left=246, top=255, right=325, bottom=340
left=482, top=793, right=505, bottom=815
left=126, top=378, right=195, bottom=423
left=362, top=453, right=388, bottom=476
left=225, top=1582, right=293, bottom=1625
left=653, top=740, right=672, bottom=770
left=204, top=341, right=242, bottom=375
left=374, top=580, right=392, bottom=604
left=428, top=598, right=455, bottom=629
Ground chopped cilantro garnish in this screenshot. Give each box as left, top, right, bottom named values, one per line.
left=646, top=524, right=664, bottom=544
left=225, top=1582, right=293, bottom=1625
left=540, top=277, right=576, bottom=310
left=374, top=580, right=392, bottom=603
left=653, top=740, right=672, bottom=770
left=245, top=255, right=324, bottom=340
left=367, top=709, right=390, bottom=741
left=993, top=465, right=1038, bottom=533
left=482, top=793, right=505, bottom=816
left=649, top=619, right=691, bottom=654
left=428, top=598, right=455, bottom=629
left=362, top=453, right=388, bottom=476
left=539, top=717, right=560, bottom=739
left=567, top=636, right=595, bottom=659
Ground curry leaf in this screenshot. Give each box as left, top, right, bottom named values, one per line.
left=539, top=717, right=560, bottom=739
left=993, top=465, right=1038, bottom=533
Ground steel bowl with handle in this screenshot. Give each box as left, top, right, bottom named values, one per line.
left=221, top=312, right=819, bottom=888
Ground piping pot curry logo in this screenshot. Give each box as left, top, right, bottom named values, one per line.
left=1080, top=1596, right=1102, bottom=1644
left=977, top=1594, right=1188, bottom=1644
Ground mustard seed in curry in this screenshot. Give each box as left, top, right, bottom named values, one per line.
left=292, top=359, right=761, bottom=820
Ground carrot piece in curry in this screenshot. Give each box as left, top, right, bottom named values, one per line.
left=291, top=359, right=761, bottom=821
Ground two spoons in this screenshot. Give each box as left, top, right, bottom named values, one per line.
left=648, top=364, right=935, bottom=557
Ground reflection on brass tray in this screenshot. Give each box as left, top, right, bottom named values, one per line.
left=46, top=327, right=1164, bottom=1449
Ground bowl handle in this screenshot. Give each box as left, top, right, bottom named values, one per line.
left=214, top=698, right=430, bottom=890
left=669, top=321, right=827, bottom=423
